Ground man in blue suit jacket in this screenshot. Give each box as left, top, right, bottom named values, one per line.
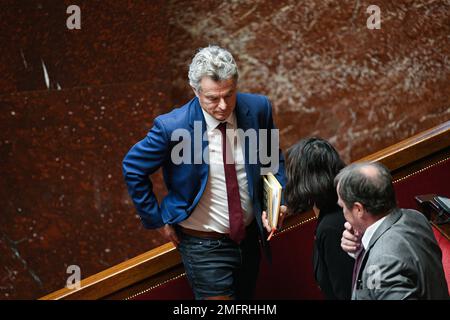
left=123, top=46, right=286, bottom=300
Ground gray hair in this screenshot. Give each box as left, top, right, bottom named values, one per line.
left=188, top=45, right=239, bottom=92
left=334, top=161, right=397, bottom=215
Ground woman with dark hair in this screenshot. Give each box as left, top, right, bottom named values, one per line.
left=284, top=137, right=353, bottom=299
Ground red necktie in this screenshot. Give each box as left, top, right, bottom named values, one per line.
left=352, top=248, right=366, bottom=290
left=217, top=122, right=246, bottom=243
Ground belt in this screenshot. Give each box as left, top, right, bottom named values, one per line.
left=178, top=220, right=256, bottom=240
left=178, top=226, right=228, bottom=240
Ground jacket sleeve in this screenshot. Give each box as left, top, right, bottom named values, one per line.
left=264, top=97, right=287, bottom=202
left=122, top=118, right=169, bottom=229
left=366, top=254, right=418, bottom=300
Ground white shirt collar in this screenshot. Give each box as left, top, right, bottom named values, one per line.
left=200, top=108, right=236, bottom=132
left=361, top=215, right=388, bottom=250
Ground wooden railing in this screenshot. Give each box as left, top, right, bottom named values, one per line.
left=359, top=121, right=450, bottom=177
left=40, top=120, right=450, bottom=300
left=41, top=242, right=180, bottom=300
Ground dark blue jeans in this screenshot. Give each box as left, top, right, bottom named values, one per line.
left=176, top=222, right=260, bottom=300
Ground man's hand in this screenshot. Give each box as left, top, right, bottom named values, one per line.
left=341, top=221, right=361, bottom=254
left=157, top=224, right=180, bottom=247
left=262, top=211, right=271, bottom=233
left=262, top=205, right=288, bottom=234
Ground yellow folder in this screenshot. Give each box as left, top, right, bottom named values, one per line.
left=263, top=173, right=282, bottom=240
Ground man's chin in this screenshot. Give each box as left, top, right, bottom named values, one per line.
left=214, top=114, right=228, bottom=121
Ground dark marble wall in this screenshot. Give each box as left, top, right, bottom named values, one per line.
left=0, top=1, right=171, bottom=299
left=1, top=0, right=167, bottom=93
left=1, top=0, right=449, bottom=299
left=168, top=0, right=450, bottom=161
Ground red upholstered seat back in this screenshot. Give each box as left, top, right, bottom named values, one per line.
left=432, top=227, right=450, bottom=295
left=131, top=158, right=450, bottom=300
left=255, top=218, right=323, bottom=299
left=131, top=274, right=194, bottom=300
left=393, top=157, right=450, bottom=294
left=393, top=158, right=450, bottom=210
left=131, top=219, right=322, bottom=300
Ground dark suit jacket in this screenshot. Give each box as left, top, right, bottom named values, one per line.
left=353, top=208, right=448, bottom=300
left=313, top=206, right=354, bottom=299
left=122, top=93, right=286, bottom=251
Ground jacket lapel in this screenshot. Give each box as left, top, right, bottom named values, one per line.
left=367, top=209, right=402, bottom=250
left=235, top=95, right=255, bottom=201
left=188, top=97, right=209, bottom=177
left=356, top=209, right=403, bottom=291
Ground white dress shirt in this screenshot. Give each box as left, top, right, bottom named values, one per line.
left=178, top=108, right=253, bottom=233
left=361, top=215, right=388, bottom=250
left=348, top=215, right=388, bottom=259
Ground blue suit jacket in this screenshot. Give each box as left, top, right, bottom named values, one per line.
left=122, top=93, right=286, bottom=246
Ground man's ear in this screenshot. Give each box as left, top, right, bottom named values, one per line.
left=353, top=202, right=365, bottom=219
left=191, top=86, right=199, bottom=98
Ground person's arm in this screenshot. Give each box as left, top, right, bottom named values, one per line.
left=122, top=118, right=169, bottom=229
left=320, top=227, right=354, bottom=299
left=263, top=97, right=286, bottom=190
left=367, top=254, right=418, bottom=300
left=262, top=97, right=288, bottom=230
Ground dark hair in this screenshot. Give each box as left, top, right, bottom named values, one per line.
left=334, top=162, right=397, bottom=215
left=284, top=137, right=346, bottom=214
